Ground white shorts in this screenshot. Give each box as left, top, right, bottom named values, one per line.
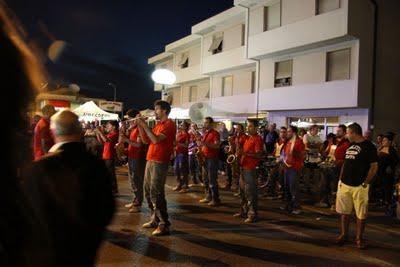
left=336, top=181, right=369, bottom=220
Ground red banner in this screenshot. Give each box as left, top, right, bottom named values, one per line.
left=48, top=100, right=70, bottom=108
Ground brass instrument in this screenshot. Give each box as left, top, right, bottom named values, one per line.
left=126, top=116, right=148, bottom=123
left=224, top=145, right=232, bottom=154
left=226, top=154, right=237, bottom=165
left=115, top=142, right=127, bottom=162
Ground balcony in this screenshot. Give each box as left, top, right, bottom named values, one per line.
left=258, top=79, right=358, bottom=111
left=202, top=46, right=254, bottom=75
left=248, top=7, right=349, bottom=59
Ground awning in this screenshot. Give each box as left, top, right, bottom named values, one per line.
left=208, top=36, right=223, bottom=52
left=177, top=53, right=189, bottom=66
left=73, top=101, right=119, bottom=121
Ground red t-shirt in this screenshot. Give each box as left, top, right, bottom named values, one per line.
left=176, top=130, right=189, bottom=155
left=128, top=127, right=146, bottom=159
left=201, top=129, right=220, bottom=159
left=283, top=137, right=305, bottom=171
left=241, top=134, right=263, bottom=170
left=334, top=138, right=350, bottom=167
left=235, top=133, right=247, bottom=149
left=146, top=119, right=176, bottom=163
left=102, top=130, right=119, bottom=160
left=33, top=118, right=54, bottom=160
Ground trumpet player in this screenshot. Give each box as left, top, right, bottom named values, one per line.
left=198, top=117, right=221, bottom=206
left=233, top=120, right=263, bottom=223
left=136, top=100, right=176, bottom=236
left=173, top=121, right=190, bottom=193
left=120, top=109, right=148, bottom=213
left=95, top=120, right=119, bottom=195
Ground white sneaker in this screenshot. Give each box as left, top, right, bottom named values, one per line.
left=291, top=209, right=302, bottom=215
left=125, top=203, right=134, bottom=208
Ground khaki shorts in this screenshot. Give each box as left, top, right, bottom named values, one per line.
left=336, top=181, right=369, bottom=219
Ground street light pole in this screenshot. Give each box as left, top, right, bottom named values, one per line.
left=108, top=82, right=117, bottom=102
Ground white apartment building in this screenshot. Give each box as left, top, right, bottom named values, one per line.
left=149, top=0, right=375, bottom=134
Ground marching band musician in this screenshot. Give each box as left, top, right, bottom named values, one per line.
left=95, top=120, right=119, bottom=195
left=188, top=123, right=202, bottom=186
left=233, top=120, right=263, bottom=223
left=224, top=134, right=236, bottom=190
left=173, top=121, right=190, bottom=193
left=136, top=100, right=176, bottom=236
left=303, top=124, right=323, bottom=195
left=232, top=124, right=247, bottom=196
left=316, top=125, right=349, bottom=209
left=265, top=126, right=287, bottom=198
left=198, top=117, right=221, bottom=206
left=281, top=125, right=306, bottom=215
left=120, top=109, right=148, bottom=213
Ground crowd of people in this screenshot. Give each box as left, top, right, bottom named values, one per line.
left=29, top=97, right=400, bottom=252
left=3, top=2, right=398, bottom=265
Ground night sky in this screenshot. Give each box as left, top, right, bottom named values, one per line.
left=7, top=0, right=232, bottom=110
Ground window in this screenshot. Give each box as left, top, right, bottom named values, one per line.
left=208, top=34, right=223, bottom=55
left=326, top=48, right=350, bottom=81
left=264, top=1, right=281, bottom=31
left=189, top=86, right=197, bottom=102
left=251, top=71, right=256, bottom=93
left=222, top=76, right=233, bottom=96
left=274, top=60, right=292, bottom=87
left=178, top=53, right=189, bottom=69
left=241, top=24, right=245, bottom=46
left=316, top=0, right=340, bottom=15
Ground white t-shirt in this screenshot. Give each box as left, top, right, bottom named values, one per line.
left=303, top=134, right=322, bottom=163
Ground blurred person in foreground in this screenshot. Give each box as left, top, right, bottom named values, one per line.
left=23, top=110, right=115, bottom=266
left=0, top=2, right=53, bottom=265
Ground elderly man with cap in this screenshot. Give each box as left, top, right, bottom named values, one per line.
left=23, top=110, right=115, bottom=266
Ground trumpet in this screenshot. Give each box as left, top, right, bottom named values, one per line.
left=126, top=116, right=148, bottom=122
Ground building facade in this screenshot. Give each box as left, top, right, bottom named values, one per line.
left=149, top=0, right=379, bottom=136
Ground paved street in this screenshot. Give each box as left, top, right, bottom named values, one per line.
left=96, top=166, right=400, bottom=267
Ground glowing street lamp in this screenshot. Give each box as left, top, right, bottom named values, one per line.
left=151, top=69, right=176, bottom=86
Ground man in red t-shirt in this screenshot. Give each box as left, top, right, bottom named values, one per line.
left=282, top=125, right=305, bottom=215
left=198, top=117, right=221, bottom=206
left=317, top=124, right=350, bottom=209
left=120, top=109, right=148, bottom=213
left=233, top=120, right=263, bottom=223
left=173, top=121, right=190, bottom=193
left=136, top=100, right=176, bottom=236
left=231, top=124, right=247, bottom=193
left=95, top=120, right=119, bottom=194
left=33, top=104, right=56, bottom=160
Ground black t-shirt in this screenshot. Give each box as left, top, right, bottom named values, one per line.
left=341, top=140, right=378, bottom=186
